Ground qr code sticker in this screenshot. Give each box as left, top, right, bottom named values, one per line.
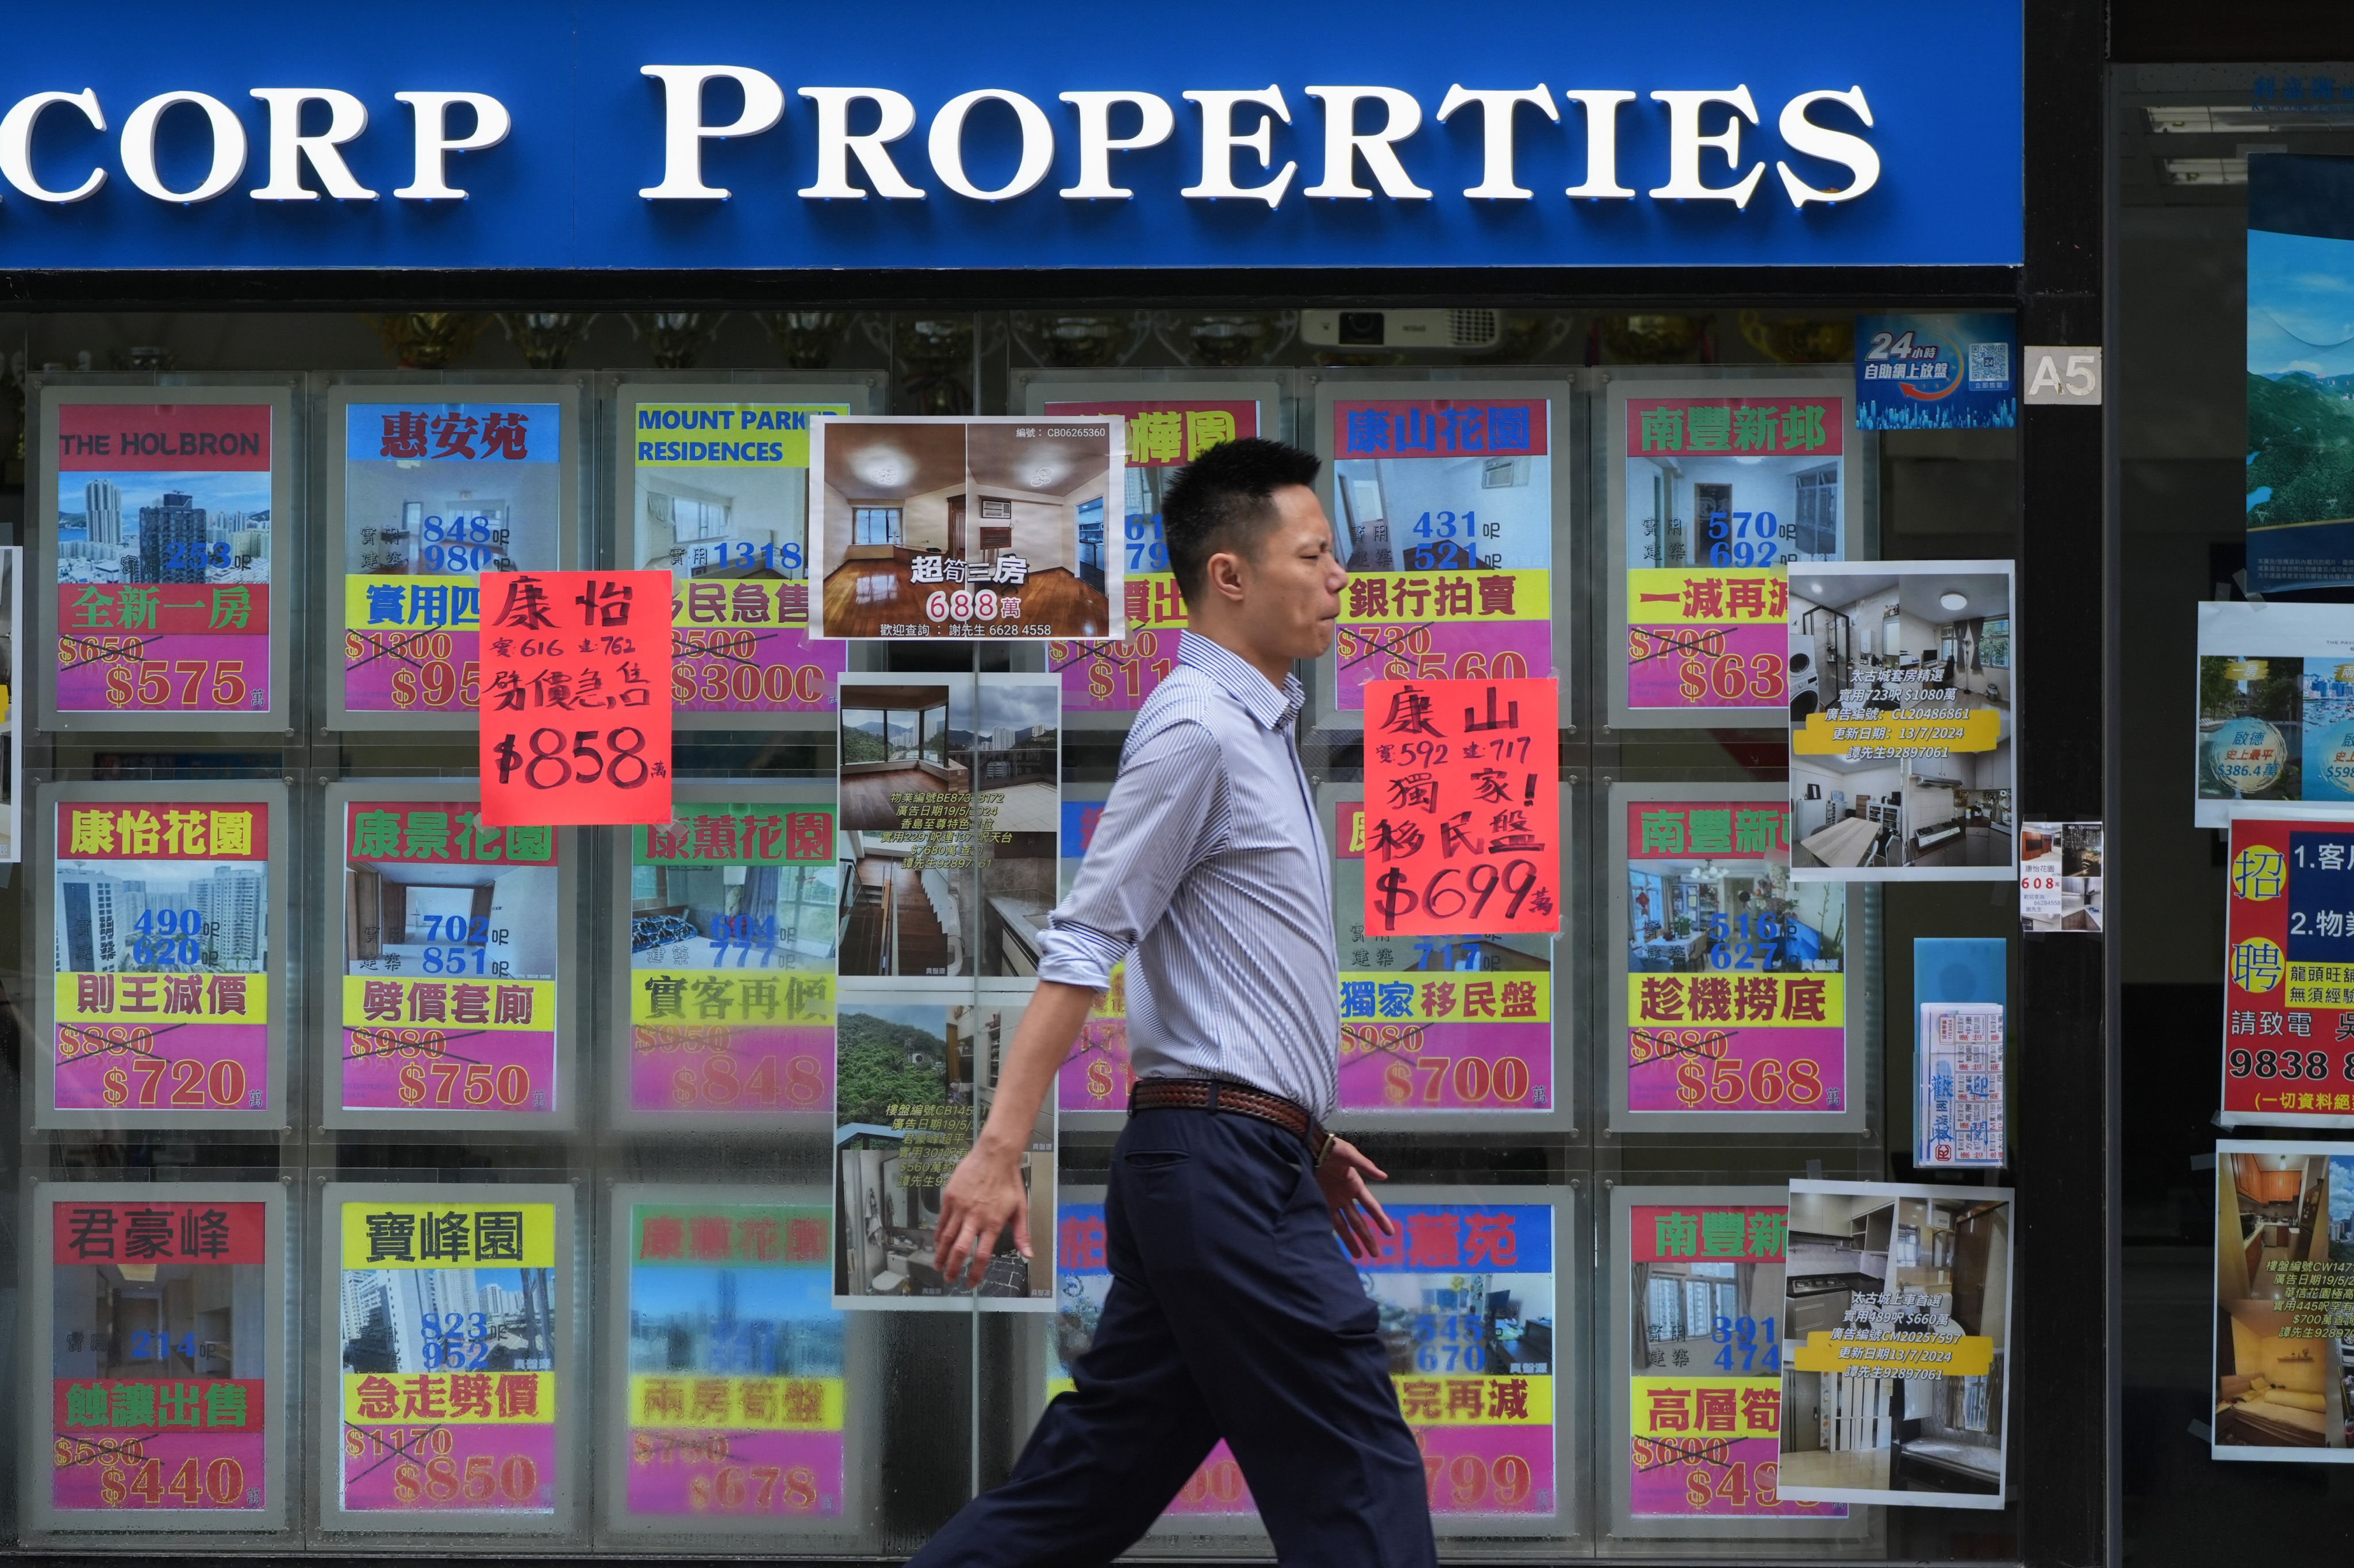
left=1967, top=341, right=2011, bottom=387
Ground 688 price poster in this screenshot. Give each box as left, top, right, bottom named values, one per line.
left=2222, top=816, right=2354, bottom=1125
left=1052, top=1191, right=1563, bottom=1541
left=321, top=1185, right=575, bottom=1534
left=28, top=1183, right=287, bottom=1535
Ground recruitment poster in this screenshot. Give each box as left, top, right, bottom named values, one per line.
left=1035, top=391, right=1265, bottom=719
left=1788, top=560, right=2017, bottom=881
left=321, top=1185, right=573, bottom=1532
left=617, top=791, right=839, bottom=1128
left=329, top=786, right=573, bottom=1128
left=808, top=416, right=1125, bottom=641
left=39, top=785, right=286, bottom=1129
left=1609, top=376, right=1851, bottom=728
left=43, top=389, right=287, bottom=729
left=334, top=389, right=575, bottom=723
left=30, top=1183, right=286, bottom=1534
left=2194, top=601, right=2354, bottom=825
left=832, top=990, right=1051, bottom=1309
left=620, top=388, right=860, bottom=724
left=2247, top=154, right=2354, bottom=595
left=1328, top=785, right=1556, bottom=1116
left=1779, top=1180, right=2014, bottom=1510
left=608, top=1188, right=848, bottom=1531
left=1612, top=790, right=1853, bottom=1131
left=1319, top=387, right=1557, bottom=728
left=2212, top=1142, right=2354, bottom=1459
left=1611, top=1189, right=1848, bottom=1531
left=1051, top=1190, right=1561, bottom=1535
left=2221, top=816, right=2354, bottom=1127
left=1360, top=676, right=1561, bottom=938
left=836, top=672, right=1059, bottom=983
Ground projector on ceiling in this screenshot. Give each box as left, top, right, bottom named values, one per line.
left=1301, top=308, right=1503, bottom=351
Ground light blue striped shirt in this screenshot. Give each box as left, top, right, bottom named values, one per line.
left=1037, top=635, right=1339, bottom=1117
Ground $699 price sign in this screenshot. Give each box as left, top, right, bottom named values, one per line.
left=478, top=571, right=673, bottom=828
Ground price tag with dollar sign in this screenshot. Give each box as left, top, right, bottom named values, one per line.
left=1362, top=677, right=1561, bottom=937
left=478, top=570, right=673, bottom=827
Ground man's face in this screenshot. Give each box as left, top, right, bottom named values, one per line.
left=1231, top=484, right=1349, bottom=661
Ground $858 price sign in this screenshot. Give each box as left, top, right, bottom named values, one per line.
left=1362, top=677, right=1561, bottom=937
left=478, top=571, right=673, bottom=828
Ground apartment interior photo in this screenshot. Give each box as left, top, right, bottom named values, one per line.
left=817, top=421, right=1111, bottom=636
left=2215, top=1152, right=2349, bottom=1450
left=1780, top=1188, right=2009, bottom=1497
left=1788, top=569, right=2014, bottom=871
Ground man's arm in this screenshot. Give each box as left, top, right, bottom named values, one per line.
left=933, top=979, right=1096, bottom=1286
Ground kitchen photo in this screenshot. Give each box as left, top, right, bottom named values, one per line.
left=1789, top=563, right=2014, bottom=875
left=2213, top=1149, right=2352, bottom=1453
left=1780, top=1184, right=2011, bottom=1501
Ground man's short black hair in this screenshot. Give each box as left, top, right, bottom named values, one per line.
left=1159, top=437, right=1322, bottom=607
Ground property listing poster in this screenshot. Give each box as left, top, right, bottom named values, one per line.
left=836, top=672, right=1059, bottom=983
left=2221, top=816, right=2354, bottom=1126
left=618, top=1194, right=846, bottom=1520
left=808, top=417, right=1124, bottom=641
left=0, top=548, right=20, bottom=860
left=2194, top=602, right=2354, bottom=826
left=625, top=800, right=839, bottom=1122
left=42, top=1188, right=281, bottom=1528
left=1622, top=391, right=1846, bottom=718
left=2245, top=154, right=2354, bottom=594
left=328, top=1190, right=565, bottom=1524
left=1330, top=787, right=1555, bottom=1113
left=1328, top=397, right=1552, bottom=719
left=51, top=399, right=275, bottom=717
left=1621, top=800, right=1849, bottom=1119
left=1779, top=1180, right=2013, bottom=1510
left=1052, top=788, right=1140, bottom=1115
left=1042, top=398, right=1255, bottom=714
left=47, top=795, right=274, bottom=1121
left=2212, top=1142, right=2354, bottom=1459
left=1052, top=1194, right=1558, bottom=1526
left=627, top=398, right=850, bottom=719
left=337, top=796, right=565, bottom=1120
left=832, top=989, right=1051, bottom=1309
left=1624, top=1197, right=1844, bottom=1521
left=340, top=399, right=565, bottom=717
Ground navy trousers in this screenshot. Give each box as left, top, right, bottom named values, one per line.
left=909, top=1106, right=1439, bottom=1567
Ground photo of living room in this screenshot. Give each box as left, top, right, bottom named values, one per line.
left=2213, top=1148, right=2353, bottom=1454
left=1788, top=563, right=2014, bottom=878
left=812, top=417, right=1117, bottom=639
left=1625, top=851, right=1843, bottom=976
left=1780, top=1183, right=2011, bottom=1505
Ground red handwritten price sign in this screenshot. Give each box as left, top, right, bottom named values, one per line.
left=1362, top=677, right=1560, bottom=936
left=478, top=571, right=673, bottom=827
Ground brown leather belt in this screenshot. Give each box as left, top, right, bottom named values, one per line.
left=1129, top=1078, right=1337, bottom=1166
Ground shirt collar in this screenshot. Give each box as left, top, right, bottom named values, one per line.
left=1181, top=634, right=1304, bottom=732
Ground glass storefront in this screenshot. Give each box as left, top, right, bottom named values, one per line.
left=0, top=3, right=2133, bottom=1562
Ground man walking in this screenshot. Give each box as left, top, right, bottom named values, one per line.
left=912, top=438, right=1439, bottom=1567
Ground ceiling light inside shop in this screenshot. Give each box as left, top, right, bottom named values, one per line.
left=2163, top=157, right=2248, bottom=185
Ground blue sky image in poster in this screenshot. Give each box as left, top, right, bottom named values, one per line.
left=2246, top=155, right=2354, bottom=593
left=1855, top=314, right=2017, bottom=430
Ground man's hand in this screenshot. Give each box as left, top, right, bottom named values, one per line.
left=934, top=1135, right=1029, bottom=1288
left=1316, top=1137, right=1395, bottom=1258
left=928, top=981, right=1097, bottom=1288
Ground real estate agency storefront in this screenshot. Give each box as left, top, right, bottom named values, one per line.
left=0, top=2, right=2109, bottom=1564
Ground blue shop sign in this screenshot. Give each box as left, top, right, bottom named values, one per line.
left=0, top=0, right=2022, bottom=271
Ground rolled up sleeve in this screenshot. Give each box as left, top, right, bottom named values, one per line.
left=1036, top=718, right=1224, bottom=992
